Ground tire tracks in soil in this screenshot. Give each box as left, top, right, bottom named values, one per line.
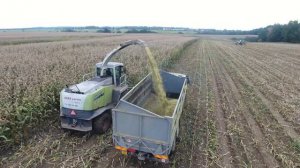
left=214, top=41, right=300, bottom=167
left=167, top=39, right=208, bottom=168
left=220, top=45, right=300, bottom=127
left=236, top=44, right=300, bottom=88
left=210, top=41, right=280, bottom=167
left=208, top=44, right=265, bottom=167
left=188, top=41, right=205, bottom=168
left=248, top=44, right=300, bottom=67
left=206, top=41, right=234, bottom=168
left=215, top=42, right=300, bottom=142
left=221, top=42, right=300, bottom=95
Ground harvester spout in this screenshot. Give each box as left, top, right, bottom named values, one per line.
left=101, top=39, right=146, bottom=67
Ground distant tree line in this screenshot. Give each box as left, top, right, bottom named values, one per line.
left=3, top=21, right=299, bottom=43
left=61, top=28, right=77, bottom=32
left=125, top=29, right=156, bottom=33
left=97, top=28, right=111, bottom=33
left=252, top=21, right=300, bottom=43
left=196, top=29, right=251, bottom=35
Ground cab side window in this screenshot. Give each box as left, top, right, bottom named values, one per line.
left=120, top=66, right=125, bottom=76
left=106, top=68, right=112, bottom=77
left=115, top=66, right=122, bottom=85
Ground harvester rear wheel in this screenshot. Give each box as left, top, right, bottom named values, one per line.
left=92, top=112, right=112, bottom=134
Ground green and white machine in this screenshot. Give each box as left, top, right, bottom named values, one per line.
left=60, top=40, right=145, bottom=133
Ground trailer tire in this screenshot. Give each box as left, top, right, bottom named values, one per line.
left=93, top=112, right=112, bottom=134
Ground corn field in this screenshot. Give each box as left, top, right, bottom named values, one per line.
left=1, top=32, right=300, bottom=167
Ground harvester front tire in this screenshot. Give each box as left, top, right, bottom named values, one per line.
left=93, top=112, right=112, bottom=134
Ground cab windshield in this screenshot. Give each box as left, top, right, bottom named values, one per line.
left=96, top=67, right=113, bottom=77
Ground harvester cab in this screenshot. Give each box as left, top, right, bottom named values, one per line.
left=96, top=62, right=126, bottom=87
left=60, top=40, right=144, bottom=133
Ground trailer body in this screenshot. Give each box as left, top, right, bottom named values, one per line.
left=112, top=70, right=188, bottom=163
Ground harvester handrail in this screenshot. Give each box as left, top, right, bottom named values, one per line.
left=120, top=74, right=127, bottom=86
left=82, top=72, right=95, bottom=81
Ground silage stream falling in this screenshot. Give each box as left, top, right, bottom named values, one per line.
left=144, top=47, right=174, bottom=116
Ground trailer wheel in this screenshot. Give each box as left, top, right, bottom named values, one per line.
left=93, top=112, right=112, bottom=134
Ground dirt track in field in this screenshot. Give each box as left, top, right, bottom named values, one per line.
left=172, top=39, right=300, bottom=168
left=2, top=37, right=300, bottom=168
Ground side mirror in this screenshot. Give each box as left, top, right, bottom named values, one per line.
left=123, top=67, right=127, bottom=73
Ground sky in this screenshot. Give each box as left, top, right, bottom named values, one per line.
left=0, top=0, right=299, bottom=30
